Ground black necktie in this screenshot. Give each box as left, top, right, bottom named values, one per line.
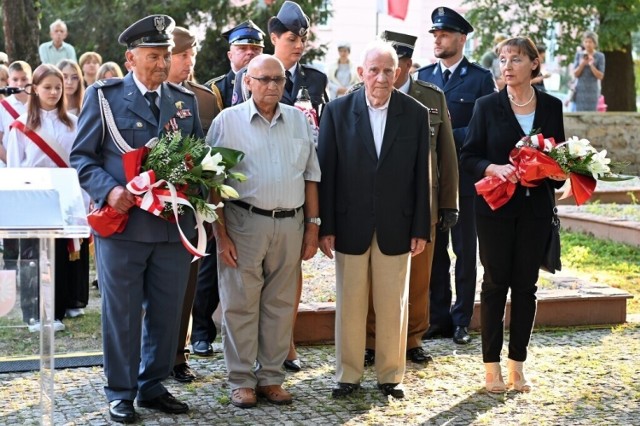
left=144, top=91, right=160, bottom=121
left=443, top=69, right=451, bottom=84
left=285, top=70, right=294, bottom=96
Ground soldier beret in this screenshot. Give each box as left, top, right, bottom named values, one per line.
left=118, top=15, right=176, bottom=49
left=429, top=7, right=474, bottom=35
left=380, top=30, right=418, bottom=59
left=172, top=26, right=197, bottom=54
left=222, top=20, right=265, bottom=47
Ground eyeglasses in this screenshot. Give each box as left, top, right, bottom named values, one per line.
left=247, top=75, right=287, bottom=85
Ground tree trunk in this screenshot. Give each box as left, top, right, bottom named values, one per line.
left=2, top=0, right=40, bottom=65
left=601, top=42, right=636, bottom=112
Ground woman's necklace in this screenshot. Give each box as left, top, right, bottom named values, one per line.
left=508, top=87, right=535, bottom=107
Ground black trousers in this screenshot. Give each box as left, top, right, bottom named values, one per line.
left=476, top=201, right=551, bottom=363
left=190, top=238, right=220, bottom=344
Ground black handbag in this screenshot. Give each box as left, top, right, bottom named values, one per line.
left=540, top=182, right=562, bottom=273
left=540, top=207, right=562, bottom=273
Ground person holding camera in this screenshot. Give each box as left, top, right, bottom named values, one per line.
left=573, top=31, right=605, bottom=112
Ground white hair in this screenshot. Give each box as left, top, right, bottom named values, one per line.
left=50, top=19, right=67, bottom=32
left=360, top=40, right=399, bottom=68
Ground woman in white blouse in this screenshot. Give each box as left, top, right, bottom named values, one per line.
left=7, top=64, right=89, bottom=330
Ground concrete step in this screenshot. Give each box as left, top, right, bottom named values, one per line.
left=294, top=279, right=632, bottom=344
left=557, top=207, right=640, bottom=247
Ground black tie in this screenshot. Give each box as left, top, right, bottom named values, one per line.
left=443, top=69, right=451, bottom=84
left=285, top=70, right=294, bottom=96
left=144, top=91, right=160, bottom=121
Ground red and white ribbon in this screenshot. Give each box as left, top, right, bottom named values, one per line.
left=529, top=134, right=556, bottom=152
left=126, top=170, right=210, bottom=261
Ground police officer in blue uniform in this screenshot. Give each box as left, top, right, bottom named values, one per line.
left=232, top=1, right=329, bottom=118
left=417, top=7, right=496, bottom=345
left=206, top=20, right=264, bottom=109
left=70, top=15, right=203, bottom=423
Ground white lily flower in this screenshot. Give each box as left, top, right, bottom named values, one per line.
left=219, top=184, right=239, bottom=199
left=566, top=136, right=593, bottom=157
left=201, top=148, right=225, bottom=175
left=587, top=149, right=611, bottom=178
left=201, top=202, right=224, bottom=223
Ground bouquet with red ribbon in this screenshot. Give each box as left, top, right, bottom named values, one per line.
left=88, top=131, right=246, bottom=259
left=475, top=133, right=633, bottom=210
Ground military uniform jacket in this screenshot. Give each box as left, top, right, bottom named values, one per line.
left=231, top=63, right=330, bottom=119
left=184, top=80, right=221, bottom=133
left=70, top=73, right=204, bottom=243
left=207, top=70, right=235, bottom=109
left=417, top=57, right=496, bottom=196
left=408, top=78, right=459, bottom=223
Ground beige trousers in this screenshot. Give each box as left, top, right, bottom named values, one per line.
left=335, top=233, right=410, bottom=385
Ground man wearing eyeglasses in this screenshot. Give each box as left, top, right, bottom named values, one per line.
left=205, top=54, right=320, bottom=408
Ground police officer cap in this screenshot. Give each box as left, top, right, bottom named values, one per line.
left=380, top=30, right=417, bottom=59
left=222, top=20, right=265, bottom=47
left=118, top=15, right=176, bottom=49
left=275, top=1, right=310, bottom=37
left=172, top=26, right=198, bottom=54
left=429, top=7, right=474, bottom=34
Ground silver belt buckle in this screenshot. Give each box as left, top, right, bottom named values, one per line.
left=272, top=208, right=284, bottom=218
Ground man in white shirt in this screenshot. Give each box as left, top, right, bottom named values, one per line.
left=38, top=19, right=77, bottom=65
left=207, top=54, right=320, bottom=409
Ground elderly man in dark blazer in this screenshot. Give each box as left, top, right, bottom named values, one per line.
left=70, top=15, right=203, bottom=424
left=319, top=41, right=430, bottom=400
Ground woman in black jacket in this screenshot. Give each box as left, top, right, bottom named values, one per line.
left=460, top=37, right=566, bottom=393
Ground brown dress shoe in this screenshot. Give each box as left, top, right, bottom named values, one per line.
left=256, top=384, right=293, bottom=405
left=231, top=388, right=257, bottom=408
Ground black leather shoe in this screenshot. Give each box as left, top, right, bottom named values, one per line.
left=109, top=400, right=136, bottom=424
left=192, top=340, right=213, bottom=356
left=331, top=382, right=360, bottom=398
left=422, top=324, right=453, bottom=340
left=453, top=326, right=472, bottom=345
left=364, top=348, right=375, bottom=367
left=283, top=359, right=302, bottom=372
left=137, top=392, right=189, bottom=414
left=171, top=362, right=196, bottom=383
left=378, top=383, right=405, bottom=399
left=406, top=347, right=433, bottom=364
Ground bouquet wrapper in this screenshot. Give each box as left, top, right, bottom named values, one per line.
left=474, top=176, right=517, bottom=210
left=87, top=148, right=149, bottom=237
left=559, top=173, right=597, bottom=206
left=513, top=146, right=567, bottom=187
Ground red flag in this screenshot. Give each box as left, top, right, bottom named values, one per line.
left=377, top=0, right=410, bottom=20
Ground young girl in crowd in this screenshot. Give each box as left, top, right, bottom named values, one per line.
left=6, top=64, right=90, bottom=330
left=79, top=51, right=102, bottom=87
left=96, top=61, right=124, bottom=80
left=57, top=59, right=85, bottom=116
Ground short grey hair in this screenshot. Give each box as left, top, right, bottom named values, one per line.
left=50, top=19, right=68, bottom=32
left=360, top=40, right=399, bottom=69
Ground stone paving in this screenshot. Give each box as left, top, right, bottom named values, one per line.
left=2, top=318, right=639, bottom=425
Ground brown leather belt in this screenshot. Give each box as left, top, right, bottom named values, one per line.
left=231, top=200, right=301, bottom=219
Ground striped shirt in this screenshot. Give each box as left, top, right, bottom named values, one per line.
left=205, top=98, right=321, bottom=210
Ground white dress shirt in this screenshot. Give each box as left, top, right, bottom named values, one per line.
left=365, top=94, right=391, bottom=157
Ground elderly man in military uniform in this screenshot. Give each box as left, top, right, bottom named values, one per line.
left=70, top=15, right=203, bottom=423
left=364, top=30, right=459, bottom=366
left=206, top=20, right=264, bottom=109
left=417, top=7, right=496, bottom=346
left=166, top=26, right=222, bottom=384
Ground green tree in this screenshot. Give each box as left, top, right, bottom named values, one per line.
left=464, top=0, right=639, bottom=111
left=35, top=0, right=329, bottom=83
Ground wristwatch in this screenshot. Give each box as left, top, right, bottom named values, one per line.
left=305, top=217, right=322, bottom=226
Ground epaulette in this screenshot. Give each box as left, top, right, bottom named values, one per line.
left=167, top=81, right=195, bottom=96
left=346, top=82, right=364, bottom=94
left=414, top=79, right=443, bottom=93
left=204, top=74, right=225, bottom=87
left=188, top=81, right=214, bottom=95
left=93, top=77, right=123, bottom=88
left=416, top=63, right=437, bottom=74
left=468, top=61, right=493, bottom=74
left=300, top=63, right=326, bottom=75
